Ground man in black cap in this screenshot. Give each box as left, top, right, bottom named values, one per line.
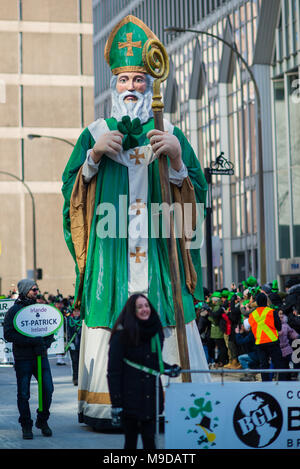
left=3, top=279, right=54, bottom=439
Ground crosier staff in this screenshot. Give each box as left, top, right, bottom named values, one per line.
left=142, top=39, right=191, bottom=382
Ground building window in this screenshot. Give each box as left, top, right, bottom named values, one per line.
left=273, top=71, right=300, bottom=259
left=288, top=73, right=300, bottom=256
left=274, top=79, right=290, bottom=259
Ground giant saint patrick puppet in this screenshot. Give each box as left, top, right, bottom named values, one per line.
left=62, top=15, right=209, bottom=429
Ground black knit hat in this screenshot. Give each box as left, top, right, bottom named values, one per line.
left=256, top=293, right=268, bottom=307
left=268, top=292, right=282, bottom=307
left=285, top=278, right=300, bottom=289
left=282, top=294, right=297, bottom=313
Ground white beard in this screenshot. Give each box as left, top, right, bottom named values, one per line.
left=110, top=88, right=153, bottom=124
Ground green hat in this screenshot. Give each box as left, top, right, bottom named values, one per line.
left=221, top=289, right=229, bottom=298
left=246, top=276, right=258, bottom=287
left=272, top=280, right=278, bottom=292
left=104, top=15, right=159, bottom=75
left=211, top=291, right=222, bottom=298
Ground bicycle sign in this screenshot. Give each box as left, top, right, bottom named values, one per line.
left=208, top=152, right=234, bottom=176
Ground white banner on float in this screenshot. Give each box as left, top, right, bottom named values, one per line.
left=0, top=299, right=15, bottom=322
left=49, top=323, right=64, bottom=355
left=0, top=299, right=15, bottom=364
left=165, top=381, right=300, bottom=450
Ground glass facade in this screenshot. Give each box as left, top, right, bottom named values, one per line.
left=272, top=0, right=300, bottom=264
left=274, top=79, right=290, bottom=259
left=92, top=0, right=300, bottom=287
left=93, top=0, right=229, bottom=117
left=192, top=1, right=260, bottom=285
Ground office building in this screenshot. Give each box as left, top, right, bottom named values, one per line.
left=0, top=0, right=94, bottom=294
left=92, top=0, right=300, bottom=289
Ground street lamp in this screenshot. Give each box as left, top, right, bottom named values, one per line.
left=165, top=26, right=266, bottom=285
left=0, top=137, right=75, bottom=283
left=0, top=171, right=37, bottom=281
left=27, top=134, right=75, bottom=148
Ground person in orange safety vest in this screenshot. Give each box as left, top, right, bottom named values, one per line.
left=244, top=292, right=285, bottom=381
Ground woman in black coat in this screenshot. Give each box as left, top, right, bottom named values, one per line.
left=107, top=293, right=180, bottom=450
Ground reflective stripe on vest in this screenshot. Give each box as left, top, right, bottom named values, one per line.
left=249, top=307, right=278, bottom=345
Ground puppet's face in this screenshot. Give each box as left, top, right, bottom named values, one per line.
left=110, top=72, right=153, bottom=123
left=116, top=72, right=147, bottom=100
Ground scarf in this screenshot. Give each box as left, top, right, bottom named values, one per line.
left=136, top=312, right=162, bottom=343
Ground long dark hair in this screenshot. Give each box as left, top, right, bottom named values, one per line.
left=110, top=293, right=162, bottom=345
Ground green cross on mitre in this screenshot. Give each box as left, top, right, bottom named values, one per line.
left=104, top=15, right=159, bottom=75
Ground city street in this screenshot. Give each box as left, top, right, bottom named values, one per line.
left=1, top=355, right=297, bottom=457
left=0, top=355, right=238, bottom=452
left=0, top=354, right=242, bottom=453
left=0, top=355, right=130, bottom=450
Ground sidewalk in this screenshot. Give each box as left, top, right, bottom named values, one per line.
left=0, top=356, right=127, bottom=450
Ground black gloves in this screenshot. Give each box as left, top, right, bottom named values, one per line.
left=111, top=407, right=123, bottom=427
left=164, top=364, right=181, bottom=378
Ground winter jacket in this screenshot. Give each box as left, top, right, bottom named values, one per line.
left=3, top=296, right=54, bottom=360
left=278, top=315, right=299, bottom=357
left=107, top=319, right=168, bottom=421
left=207, top=301, right=225, bottom=339
left=235, top=330, right=259, bottom=364
left=282, top=294, right=298, bottom=315
left=221, top=312, right=231, bottom=335
left=229, top=297, right=242, bottom=327
left=287, top=311, right=300, bottom=334
left=235, top=330, right=257, bottom=354
left=196, top=314, right=211, bottom=344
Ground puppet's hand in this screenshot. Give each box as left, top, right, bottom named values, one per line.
left=91, top=131, right=123, bottom=163
left=147, top=129, right=182, bottom=171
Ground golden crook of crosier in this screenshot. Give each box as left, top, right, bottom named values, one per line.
left=142, top=38, right=170, bottom=113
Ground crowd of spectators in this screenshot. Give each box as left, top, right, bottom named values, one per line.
left=195, top=276, right=300, bottom=381
left=2, top=277, right=300, bottom=383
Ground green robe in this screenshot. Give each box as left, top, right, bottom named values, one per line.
left=62, top=117, right=207, bottom=329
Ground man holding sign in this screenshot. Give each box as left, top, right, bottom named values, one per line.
left=3, top=279, right=55, bottom=440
